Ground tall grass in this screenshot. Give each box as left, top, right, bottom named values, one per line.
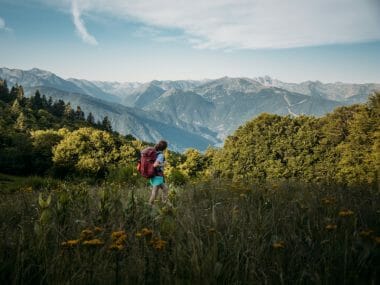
left=0, top=178, right=379, bottom=284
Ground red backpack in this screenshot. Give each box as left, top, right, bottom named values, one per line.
left=137, top=147, right=157, bottom=178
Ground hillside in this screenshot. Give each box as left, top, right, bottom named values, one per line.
left=1, top=67, right=379, bottom=149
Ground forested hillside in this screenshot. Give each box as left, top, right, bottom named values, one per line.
left=0, top=80, right=135, bottom=176
left=211, top=92, right=380, bottom=186
left=1, top=79, right=379, bottom=186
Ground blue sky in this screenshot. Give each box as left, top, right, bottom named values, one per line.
left=0, top=0, right=379, bottom=83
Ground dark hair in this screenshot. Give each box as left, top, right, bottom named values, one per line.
left=155, top=140, right=168, bottom=151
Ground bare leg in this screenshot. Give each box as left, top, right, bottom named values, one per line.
left=160, top=183, right=168, bottom=203
left=149, top=185, right=159, bottom=205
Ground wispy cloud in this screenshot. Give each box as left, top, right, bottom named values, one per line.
left=0, top=16, right=12, bottom=32
left=71, top=0, right=98, bottom=45
left=44, top=0, right=380, bottom=49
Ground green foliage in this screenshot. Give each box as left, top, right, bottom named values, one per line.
left=212, top=93, right=380, bottom=185
left=179, top=148, right=206, bottom=178
left=52, top=127, right=119, bottom=175
left=0, top=83, right=135, bottom=176
left=30, top=129, right=64, bottom=174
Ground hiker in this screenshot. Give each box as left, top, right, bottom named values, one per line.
left=148, top=140, right=169, bottom=205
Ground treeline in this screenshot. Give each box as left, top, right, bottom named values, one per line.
left=0, top=80, right=136, bottom=176
left=206, top=92, right=379, bottom=186
left=1, top=79, right=379, bottom=186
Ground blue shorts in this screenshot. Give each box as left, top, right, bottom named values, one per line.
left=149, top=176, right=164, bottom=186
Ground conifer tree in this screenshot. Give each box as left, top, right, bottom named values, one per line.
left=75, top=106, right=85, bottom=121
left=64, top=102, right=75, bottom=120
left=86, top=112, right=95, bottom=124
left=101, top=116, right=112, bottom=132
left=11, top=99, right=22, bottom=114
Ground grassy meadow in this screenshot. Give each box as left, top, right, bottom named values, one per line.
left=1, top=174, right=379, bottom=284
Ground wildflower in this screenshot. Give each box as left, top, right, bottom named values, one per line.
left=80, top=229, right=94, bottom=240
left=94, top=226, right=104, bottom=233
left=150, top=237, right=166, bottom=251
left=338, top=209, right=354, bottom=217
left=109, top=244, right=124, bottom=251
left=272, top=241, right=285, bottom=249
left=82, top=239, right=104, bottom=246
left=325, top=224, right=337, bottom=231
left=359, top=229, right=374, bottom=238
left=61, top=239, right=80, bottom=247
left=115, top=234, right=127, bottom=245
left=321, top=197, right=336, bottom=205
left=22, top=186, right=33, bottom=193
left=141, top=228, right=153, bottom=238
left=135, top=232, right=142, bottom=238
left=111, top=230, right=126, bottom=240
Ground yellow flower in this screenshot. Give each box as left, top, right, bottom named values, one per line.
left=359, top=229, right=374, bottom=238
left=109, top=244, right=124, bottom=251
left=272, top=241, right=285, bottom=249
left=325, top=224, right=337, bottom=231
left=111, top=230, right=126, bottom=240
left=22, top=186, right=33, bottom=193
left=150, top=237, right=167, bottom=251
left=82, top=239, right=104, bottom=246
left=80, top=229, right=94, bottom=240
left=94, top=226, right=104, bottom=233
left=135, top=232, right=142, bottom=238
left=61, top=239, right=81, bottom=247
left=141, top=228, right=153, bottom=238
left=321, top=197, right=336, bottom=205
left=115, top=235, right=127, bottom=245
left=338, top=209, right=354, bottom=217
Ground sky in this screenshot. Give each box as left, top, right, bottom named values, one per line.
left=0, top=0, right=379, bottom=83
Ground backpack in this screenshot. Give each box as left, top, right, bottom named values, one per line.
left=137, top=147, right=157, bottom=178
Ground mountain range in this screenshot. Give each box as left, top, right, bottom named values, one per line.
left=1, top=67, right=379, bottom=151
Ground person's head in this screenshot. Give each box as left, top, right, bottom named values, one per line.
left=155, top=140, right=168, bottom=151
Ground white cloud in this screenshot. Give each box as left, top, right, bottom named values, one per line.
left=71, top=0, right=98, bottom=45
left=44, top=0, right=380, bottom=49
left=0, top=16, right=12, bottom=32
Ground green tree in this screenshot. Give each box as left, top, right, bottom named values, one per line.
left=101, top=116, right=112, bottom=132
left=86, top=112, right=95, bottom=124
left=52, top=127, right=118, bottom=175
left=75, top=106, right=85, bottom=121
left=179, top=148, right=206, bottom=178
left=31, top=129, right=64, bottom=174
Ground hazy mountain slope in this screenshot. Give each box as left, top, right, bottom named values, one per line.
left=124, top=83, right=166, bottom=108
left=67, top=78, right=122, bottom=103
left=144, top=89, right=215, bottom=125
left=254, top=76, right=380, bottom=102
left=91, top=81, right=142, bottom=98
left=35, top=86, right=218, bottom=151
left=0, top=68, right=83, bottom=94
left=194, top=77, right=264, bottom=100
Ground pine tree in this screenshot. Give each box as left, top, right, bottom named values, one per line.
left=52, top=100, right=65, bottom=117
left=64, top=102, right=75, bottom=120
left=0, top=79, right=11, bottom=102
left=75, top=106, right=85, bottom=121
left=86, top=112, right=95, bottom=124
left=15, top=112, right=27, bottom=131
left=11, top=99, right=22, bottom=114
left=101, top=116, right=112, bottom=132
